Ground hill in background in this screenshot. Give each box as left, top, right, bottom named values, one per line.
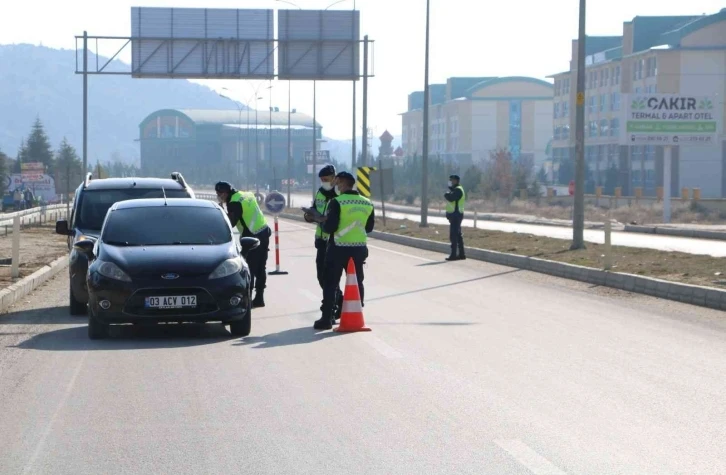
left=0, top=44, right=392, bottom=167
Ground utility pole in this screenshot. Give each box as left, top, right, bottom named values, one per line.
left=571, top=0, right=587, bottom=249
left=82, top=31, right=88, bottom=175
left=287, top=80, right=292, bottom=208
left=352, top=0, right=357, bottom=169
left=312, top=80, right=317, bottom=201
left=269, top=80, right=273, bottom=191
left=420, top=0, right=431, bottom=227
left=361, top=35, right=369, bottom=166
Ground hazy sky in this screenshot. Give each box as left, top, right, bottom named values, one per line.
left=2, top=0, right=724, bottom=141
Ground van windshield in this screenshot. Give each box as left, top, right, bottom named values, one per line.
left=75, top=189, right=190, bottom=231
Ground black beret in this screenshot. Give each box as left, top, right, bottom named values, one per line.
left=319, top=164, right=336, bottom=177
left=215, top=181, right=233, bottom=193
left=336, top=171, right=355, bottom=183
left=449, top=174, right=460, bottom=181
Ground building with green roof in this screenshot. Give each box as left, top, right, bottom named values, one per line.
left=138, top=108, right=322, bottom=186
left=401, top=76, right=553, bottom=171
left=548, top=8, right=726, bottom=198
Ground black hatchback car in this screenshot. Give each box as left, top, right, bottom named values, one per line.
left=56, top=173, right=195, bottom=315
left=72, top=198, right=260, bottom=340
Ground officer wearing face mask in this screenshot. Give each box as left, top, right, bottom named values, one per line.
left=303, top=165, right=342, bottom=315
left=315, top=171, right=375, bottom=330
left=444, top=174, right=466, bottom=261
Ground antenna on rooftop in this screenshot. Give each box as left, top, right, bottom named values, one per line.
left=162, top=187, right=168, bottom=206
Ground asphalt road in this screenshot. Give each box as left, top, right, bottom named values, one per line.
left=1, top=218, right=725, bottom=474
left=285, top=191, right=726, bottom=257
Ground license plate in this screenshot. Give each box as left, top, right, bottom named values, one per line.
left=144, top=295, right=197, bottom=309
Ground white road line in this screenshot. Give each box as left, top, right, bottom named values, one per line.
left=494, top=439, right=568, bottom=475
left=298, top=288, right=320, bottom=303
left=23, top=352, right=88, bottom=474
left=362, top=335, right=403, bottom=359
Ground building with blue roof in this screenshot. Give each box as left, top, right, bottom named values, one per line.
left=138, top=108, right=322, bottom=186
left=548, top=8, right=726, bottom=198
left=400, top=76, right=554, bottom=171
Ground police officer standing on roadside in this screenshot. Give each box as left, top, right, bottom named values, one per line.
left=215, top=181, right=271, bottom=308
left=304, top=165, right=340, bottom=298
left=444, top=174, right=466, bottom=261
left=315, top=171, right=375, bottom=330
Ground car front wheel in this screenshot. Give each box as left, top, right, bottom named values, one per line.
left=88, top=316, right=109, bottom=340
left=69, top=288, right=87, bottom=315
left=229, top=298, right=252, bottom=337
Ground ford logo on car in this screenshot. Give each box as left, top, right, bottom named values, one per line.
left=161, top=273, right=179, bottom=280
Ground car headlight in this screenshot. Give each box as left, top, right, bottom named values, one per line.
left=209, top=258, right=244, bottom=280
left=97, top=261, right=132, bottom=282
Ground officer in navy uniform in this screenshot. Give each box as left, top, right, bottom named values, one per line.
left=215, top=181, right=271, bottom=308
left=315, top=171, right=375, bottom=330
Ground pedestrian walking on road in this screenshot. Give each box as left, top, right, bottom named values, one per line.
left=315, top=171, right=375, bottom=330
left=304, top=165, right=344, bottom=317
left=215, top=181, right=271, bottom=308
left=444, top=174, right=466, bottom=261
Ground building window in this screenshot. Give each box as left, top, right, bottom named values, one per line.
left=600, top=94, right=607, bottom=112
left=554, top=126, right=561, bottom=140
left=555, top=80, right=561, bottom=96
left=614, top=66, right=621, bottom=85
left=610, top=118, right=620, bottom=137
left=603, top=68, right=609, bottom=86
left=563, top=101, right=569, bottom=117
left=563, top=125, right=570, bottom=140
left=588, top=96, right=596, bottom=114
left=645, top=145, right=655, bottom=161
left=554, top=103, right=560, bottom=119
left=646, top=57, right=657, bottom=77
left=611, top=92, right=621, bottom=111
left=509, top=100, right=522, bottom=159
left=589, top=121, right=598, bottom=137
left=600, top=119, right=609, bottom=136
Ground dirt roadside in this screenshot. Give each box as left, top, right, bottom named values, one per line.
left=0, top=225, right=68, bottom=286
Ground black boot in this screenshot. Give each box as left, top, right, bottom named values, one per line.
left=445, top=255, right=459, bottom=261
left=313, top=314, right=333, bottom=330
left=252, top=291, right=265, bottom=308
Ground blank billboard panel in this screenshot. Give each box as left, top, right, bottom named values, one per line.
left=277, top=10, right=360, bottom=81
left=131, top=7, right=274, bottom=79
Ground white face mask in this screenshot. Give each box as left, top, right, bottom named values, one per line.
left=448, top=181, right=453, bottom=187
left=321, top=182, right=333, bottom=191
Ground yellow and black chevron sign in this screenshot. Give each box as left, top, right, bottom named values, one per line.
left=356, top=166, right=376, bottom=197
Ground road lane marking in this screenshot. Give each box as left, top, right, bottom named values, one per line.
left=494, top=439, right=568, bottom=475
left=23, top=352, right=88, bottom=474
left=363, top=335, right=403, bottom=359
left=298, top=289, right=320, bottom=302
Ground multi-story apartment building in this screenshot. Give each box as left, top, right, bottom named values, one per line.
left=400, top=76, right=553, bottom=171
left=549, top=8, right=726, bottom=197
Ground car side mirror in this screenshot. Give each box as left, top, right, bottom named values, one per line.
left=239, top=237, right=260, bottom=259
left=73, top=239, right=96, bottom=259
left=55, top=219, right=71, bottom=236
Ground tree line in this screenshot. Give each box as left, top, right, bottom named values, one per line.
left=0, top=118, right=140, bottom=196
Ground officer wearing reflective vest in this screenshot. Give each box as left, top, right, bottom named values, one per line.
left=444, top=174, right=466, bottom=261
left=315, top=171, right=375, bottom=330
left=215, top=181, right=271, bottom=308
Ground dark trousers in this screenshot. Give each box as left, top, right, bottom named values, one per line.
left=448, top=213, right=465, bottom=257
left=321, top=245, right=368, bottom=320
left=314, top=239, right=327, bottom=289
left=247, top=228, right=271, bottom=294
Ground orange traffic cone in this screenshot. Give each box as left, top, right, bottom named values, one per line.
left=334, top=257, right=371, bottom=333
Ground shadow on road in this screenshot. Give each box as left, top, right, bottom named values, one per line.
left=233, top=326, right=346, bottom=349
left=0, top=306, right=83, bottom=326
left=368, top=269, right=522, bottom=302
left=416, top=261, right=449, bottom=267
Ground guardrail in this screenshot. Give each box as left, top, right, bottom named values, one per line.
left=0, top=204, right=70, bottom=228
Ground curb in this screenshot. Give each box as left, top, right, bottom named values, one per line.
left=624, top=224, right=726, bottom=241
left=0, top=255, right=69, bottom=314
left=279, top=213, right=726, bottom=312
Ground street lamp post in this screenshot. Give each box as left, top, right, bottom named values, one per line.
left=571, top=0, right=587, bottom=250
left=269, top=81, right=273, bottom=192
left=287, top=80, right=292, bottom=207
left=420, top=0, right=431, bottom=227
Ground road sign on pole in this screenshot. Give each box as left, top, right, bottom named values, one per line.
left=264, top=190, right=289, bottom=276
left=264, top=191, right=286, bottom=214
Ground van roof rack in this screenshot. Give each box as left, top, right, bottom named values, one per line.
left=170, top=172, right=188, bottom=189
left=83, top=172, right=93, bottom=188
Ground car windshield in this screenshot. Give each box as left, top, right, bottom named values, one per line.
left=75, top=189, right=191, bottom=231
left=101, top=206, right=232, bottom=246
